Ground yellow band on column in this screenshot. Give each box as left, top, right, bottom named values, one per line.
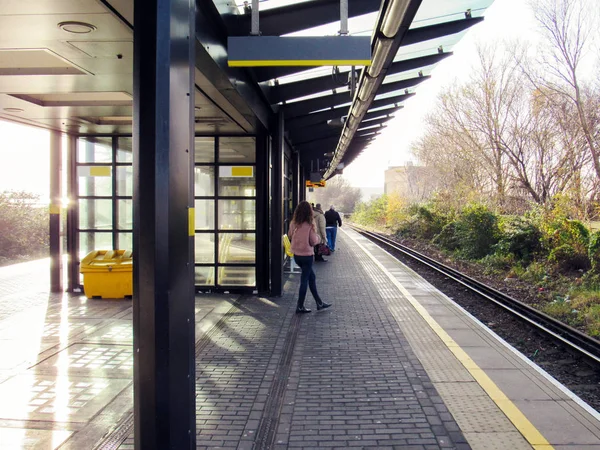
left=188, top=208, right=195, bottom=237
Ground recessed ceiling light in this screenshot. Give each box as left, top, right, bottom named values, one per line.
left=3, top=107, right=24, bottom=113
left=58, top=21, right=97, bottom=34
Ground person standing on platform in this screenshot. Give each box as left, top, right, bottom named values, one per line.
left=313, top=203, right=328, bottom=262
left=324, top=205, right=342, bottom=251
left=288, top=201, right=332, bottom=313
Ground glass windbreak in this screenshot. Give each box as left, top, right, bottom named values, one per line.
left=195, top=167, right=215, bottom=196
left=79, top=199, right=112, bottom=230
left=195, top=266, right=215, bottom=285
left=195, top=137, right=215, bottom=163
left=78, top=167, right=112, bottom=196
left=79, top=232, right=113, bottom=258
left=218, top=266, right=256, bottom=287
left=218, top=233, right=256, bottom=264
left=218, top=200, right=256, bottom=230
left=117, top=137, right=133, bottom=162
left=195, top=233, right=215, bottom=263
left=219, top=137, right=256, bottom=163
left=116, top=166, right=133, bottom=196
left=218, top=166, right=256, bottom=197
left=117, top=199, right=133, bottom=230
left=194, top=200, right=215, bottom=230
left=78, top=137, right=112, bottom=163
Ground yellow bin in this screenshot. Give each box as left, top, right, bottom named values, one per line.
left=80, top=250, right=133, bottom=299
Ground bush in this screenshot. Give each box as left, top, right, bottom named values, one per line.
left=433, top=222, right=460, bottom=251
left=453, top=204, right=500, bottom=259
left=519, top=261, right=549, bottom=284
left=542, top=298, right=575, bottom=322
left=479, top=253, right=515, bottom=275
left=585, top=305, right=600, bottom=336
left=588, top=231, right=600, bottom=272
left=496, top=216, right=542, bottom=263
left=0, top=191, right=48, bottom=262
left=544, top=219, right=590, bottom=272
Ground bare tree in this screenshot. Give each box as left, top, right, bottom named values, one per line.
left=526, top=0, right=600, bottom=181
left=307, top=176, right=362, bottom=213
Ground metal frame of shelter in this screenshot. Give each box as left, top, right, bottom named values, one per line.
left=0, top=0, right=494, bottom=447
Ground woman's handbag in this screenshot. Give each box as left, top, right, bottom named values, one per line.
left=317, top=243, right=331, bottom=256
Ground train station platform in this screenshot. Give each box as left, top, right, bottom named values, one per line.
left=0, top=229, right=600, bottom=449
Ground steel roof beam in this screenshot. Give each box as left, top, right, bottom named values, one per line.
left=401, top=17, right=484, bottom=47
left=284, top=79, right=420, bottom=119
left=285, top=106, right=350, bottom=132
left=227, top=0, right=381, bottom=37
left=251, top=18, right=464, bottom=82
left=269, top=52, right=449, bottom=104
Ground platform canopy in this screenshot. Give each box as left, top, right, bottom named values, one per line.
left=0, top=0, right=495, bottom=177
left=221, top=0, right=494, bottom=177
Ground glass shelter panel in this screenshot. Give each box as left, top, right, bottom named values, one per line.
left=219, top=137, right=256, bottom=163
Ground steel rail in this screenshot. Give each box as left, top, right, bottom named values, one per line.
left=351, top=225, right=600, bottom=365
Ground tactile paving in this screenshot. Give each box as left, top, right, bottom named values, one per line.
left=0, top=374, right=130, bottom=421
left=463, top=432, right=531, bottom=449
left=444, top=396, right=517, bottom=433
left=36, top=344, right=133, bottom=371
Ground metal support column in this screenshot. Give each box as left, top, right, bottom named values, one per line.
left=66, top=135, right=79, bottom=292
left=300, top=169, right=307, bottom=202
left=270, top=111, right=284, bottom=296
left=291, top=151, right=300, bottom=214
left=256, top=129, right=270, bottom=294
left=133, top=0, right=196, bottom=447
left=49, top=131, right=62, bottom=293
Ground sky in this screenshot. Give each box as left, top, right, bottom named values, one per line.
left=343, top=0, right=539, bottom=188
left=0, top=0, right=537, bottom=198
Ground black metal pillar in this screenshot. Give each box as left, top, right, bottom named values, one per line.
left=133, top=0, right=196, bottom=447
left=49, top=131, right=62, bottom=293
left=270, top=112, right=284, bottom=296
left=291, top=151, right=300, bottom=218
left=66, top=135, right=79, bottom=292
left=300, top=168, right=307, bottom=202
left=256, top=129, right=270, bottom=294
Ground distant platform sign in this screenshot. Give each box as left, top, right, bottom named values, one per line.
left=228, top=36, right=371, bottom=67
left=306, top=180, right=326, bottom=188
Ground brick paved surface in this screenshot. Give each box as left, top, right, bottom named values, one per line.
left=0, top=236, right=471, bottom=449
left=189, top=232, right=469, bottom=450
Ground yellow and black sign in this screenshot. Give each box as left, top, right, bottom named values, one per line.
left=306, top=180, right=326, bottom=188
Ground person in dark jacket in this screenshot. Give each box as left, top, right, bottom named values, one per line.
left=324, top=205, right=342, bottom=251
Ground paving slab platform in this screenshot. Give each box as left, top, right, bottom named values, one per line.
left=0, top=228, right=599, bottom=449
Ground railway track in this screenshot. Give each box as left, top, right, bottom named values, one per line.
left=351, top=225, right=600, bottom=367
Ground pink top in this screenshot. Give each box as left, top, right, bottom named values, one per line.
left=288, top=221, right=320, bottom=256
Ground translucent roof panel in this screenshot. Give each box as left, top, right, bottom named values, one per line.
left=235, top=0, right=313, bottom=14
left=286, top=12, right=378, bottom=38
left=411, top=0, right=494, bottom=28
left=393, top=31, right=466, bottom=62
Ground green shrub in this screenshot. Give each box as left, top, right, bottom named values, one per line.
left=570, top=290, right=600, bottom=310
left=453, top=204, right=500, bottom=259
left=588, top=231, right=600, bottom=272
left=542, top=298, right=575, bottom=322
left=0, top=191, right=48, bottom=262
left=519, top=261, right=549, bottom=284
left=479, top=253, right=515, bottom=274
left=543, top=219, right=591, bottom=271
left=496, top=216, right=542, bottom=262
left=585, top=305, right=600, bottom=336
left=433, top=222, right=460, bottom=251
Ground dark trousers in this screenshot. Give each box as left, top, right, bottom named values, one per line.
left=294, top=255, right=323, bottom=308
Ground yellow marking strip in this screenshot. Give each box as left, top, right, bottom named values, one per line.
left=228, top=60, right=372, bottom=67
left=49, top=204, right=60, bottom=215
left=345, top=230, right=553, bottom=448
left=231, top=166, right=253, bottom=177
left=188, top=207, right=195, bottom=237
left=89, top=166, right=111, bottom=177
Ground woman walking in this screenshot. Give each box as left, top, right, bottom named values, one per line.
left=288, top=201, right=332, bottom=313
